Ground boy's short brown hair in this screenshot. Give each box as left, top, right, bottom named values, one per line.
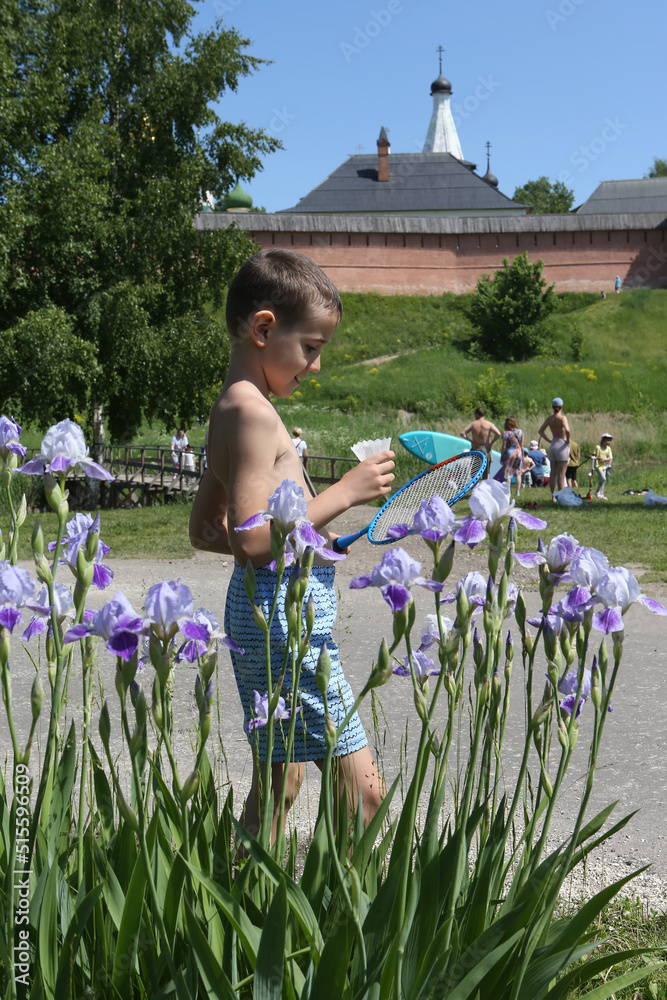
left=226, top=249, right=343, bottom=339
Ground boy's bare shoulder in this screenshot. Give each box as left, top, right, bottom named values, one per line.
left=213, top=380, right=278, bottom=432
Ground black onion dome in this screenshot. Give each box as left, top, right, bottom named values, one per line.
left=483, top=168, right=498, bottom=188
left=431, top=73, right=452, bottom=95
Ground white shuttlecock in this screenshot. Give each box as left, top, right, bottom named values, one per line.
left=351, top=437, right=392, bottom=461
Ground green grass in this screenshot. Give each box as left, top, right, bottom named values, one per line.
left=569, top=895, right=667, bottom=999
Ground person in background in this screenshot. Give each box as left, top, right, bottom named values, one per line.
left=615, top=275, right=621, bottom=293
left=538, top=397, right=570, bottom=498
left=521, top=448, right=535, bottom=490
left=566, top=439, right=581, bottom=489
left=170, top=427, right=188, bottom=470
left=182, top=444, right=196, bottom=480
left=591, top=433, right=613, bottom=500
left=500, top=416, right=524, bottom=497
left=527, top=439, right=547, bottom=488
left=461, top=407, right=501, bottom=480
left=291, top=426, right=308, bottom=466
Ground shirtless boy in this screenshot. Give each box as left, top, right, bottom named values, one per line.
left=189, top=249, right=395, bottom=841
left=538, top=396, right=571, bottom=497
left=462, top=407, right=501, bottom=479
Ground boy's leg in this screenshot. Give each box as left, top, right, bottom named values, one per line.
left=319, top=745, right=384, bottom=831
left=241, top=758, right=304, bottom=844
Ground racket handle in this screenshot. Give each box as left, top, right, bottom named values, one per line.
left=332, top=526, right=368, bottom=552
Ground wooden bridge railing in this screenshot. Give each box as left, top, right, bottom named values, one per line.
left=21, top=446, right=357, bottom=493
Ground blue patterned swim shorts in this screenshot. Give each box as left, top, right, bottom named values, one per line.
left=224, top=562, right=368, bottom=763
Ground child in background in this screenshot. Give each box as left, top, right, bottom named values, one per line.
left=188, top=249, right=395, bottom=842
left=291, top=426, right=308, bottom=464
left=521, top=449, right=535, bottom=490
left=566, top=439, right=581, bottom=489
left=591, top=433, right=613, bottom=500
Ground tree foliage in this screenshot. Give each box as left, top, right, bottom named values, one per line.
left=469, top=252, right=555, bottom=361
left=513, top=176, right=575, bottom=214
left=645, top=157, right=667, bottom=178
left=0, top=0, right=278, bottom=442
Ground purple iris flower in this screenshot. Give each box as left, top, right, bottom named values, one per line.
left=419, top=613, right=455, bottom=651
left=388, top=495, right=455, bottom=544
left=236, top=479, right=309, bottom=536
left=247, top=689, right=300, bottom=733
left=393, top=648, right=440, bottom=684
left=176, top=607, right=244, bottom=663
left=285, top=521, right=345, bottom=566
left=145, top=580, right=193, bottom=638
left=453, top=480, right=547, bottom=549
left=551, top=585, right=594, bottom=625
left=350, top=547, right=443, bottom=614
left=64, top=591, right=146, bottom=660
left=567, top=547, right=609, bottom=591
left=22, top=582, right=75, bottom=640
left=0, top=415, right=27, bottom=461
left=558, top=667, right=592, bottom=718
left=0, top=563, right=36, bottom=633
left=526, top=611, right=566, bottom=633
left=515, top=532, right=580, bottom=581
left=18, top=419, right=114, bottom=481
left=440, top=571, right=487, bottom=614
left=49, top=513, right=113, bottom=590
left=591, top=567, right=667, bottom=635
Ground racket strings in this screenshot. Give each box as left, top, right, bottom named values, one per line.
left=370, top=453, right=485, bottom=542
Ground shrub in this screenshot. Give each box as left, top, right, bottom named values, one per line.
left=469, top=253, right=556, bottom=361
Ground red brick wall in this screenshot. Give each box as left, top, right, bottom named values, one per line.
left=246, top=227, right=667, bottom=294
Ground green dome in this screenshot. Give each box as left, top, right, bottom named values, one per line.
left=221, top=180, right=253, bottom=211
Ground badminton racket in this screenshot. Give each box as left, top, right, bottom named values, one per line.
left=332, top=450, right=486, bottom=552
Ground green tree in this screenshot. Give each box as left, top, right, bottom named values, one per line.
left=513, top=176, right=574, bottom=214
left=469, top=252, right=555, bottom=361
left=0, top=0, right=279, bottom=447
left=645, top=157, right=667, bottom=177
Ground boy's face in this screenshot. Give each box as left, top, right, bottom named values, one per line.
left=259, top=306, right=339, bottom=398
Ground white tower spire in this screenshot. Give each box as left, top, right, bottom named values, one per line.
left=422, top=46, right=463, bottom=160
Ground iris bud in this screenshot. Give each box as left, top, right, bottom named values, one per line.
left=129, top=724, right=144, bottom=758
left=34, top=554, right=53, bottom=586
left=31, top=675, right=44, bottom=722
left=134, top=688, right=147, bottom=730
left=524, top=632, right=534, bottom=655
left=557, top=720, right=569, bottom=750
left=392, top=604, right=409, bottom=646
left=472, top=629, right=484, bottom=670
left=541, top=770, right=553, bottom=799
left=305, top=595, right=315, bottom=636
left=515, top=593, right=526, bottom=631
left=201, top=650, right=217, bottom=686
left=576, top=625, right=586, bottom=661
left=44, top=474, right=64, bottom=514
left=598, top=640, right=609, bottom=683
left=243, top=560, right=256, bottom=603
left=180, top=769, right=200, bottom=806
left=436, top=540, right=455, bottom=583
left=368, top=637, right=393, bottom=689
left=532, top=701, right=551, bottom=728
left=315, top=643, right=331, bottom=696
left=152, top=676, right=163, bottom=728
left=591, top=659, right=601, bottom=711
left=325, top=716, right=336, bottom=749
left=505, top=630, right=514, bottom=663
left=252, top=604, right=269, bottom=633
left=497, top=572, right=508, bottom=613
left=456, top=587, right=469, bottom=624
left=413, top=686, right=428, bottom=722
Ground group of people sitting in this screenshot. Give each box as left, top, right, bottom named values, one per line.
left=463, top=401, right=613, bottom=501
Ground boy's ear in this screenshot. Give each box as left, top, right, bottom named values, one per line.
left=249, top=309, right=277, bottom=347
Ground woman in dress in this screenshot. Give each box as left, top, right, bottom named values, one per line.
left=538, top=396, right=571, bottom=499
left=501, top=416, right=524, bottom=497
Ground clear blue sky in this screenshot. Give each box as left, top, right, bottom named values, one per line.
left=192, top=0, right=666, bottom=212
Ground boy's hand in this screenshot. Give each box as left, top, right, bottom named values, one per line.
left=341, top=450, right=395, bottom=505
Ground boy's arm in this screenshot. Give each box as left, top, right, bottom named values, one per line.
left=306, top=451, right=395, bottom=533
left=461, top=421, right=473, bottom=439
